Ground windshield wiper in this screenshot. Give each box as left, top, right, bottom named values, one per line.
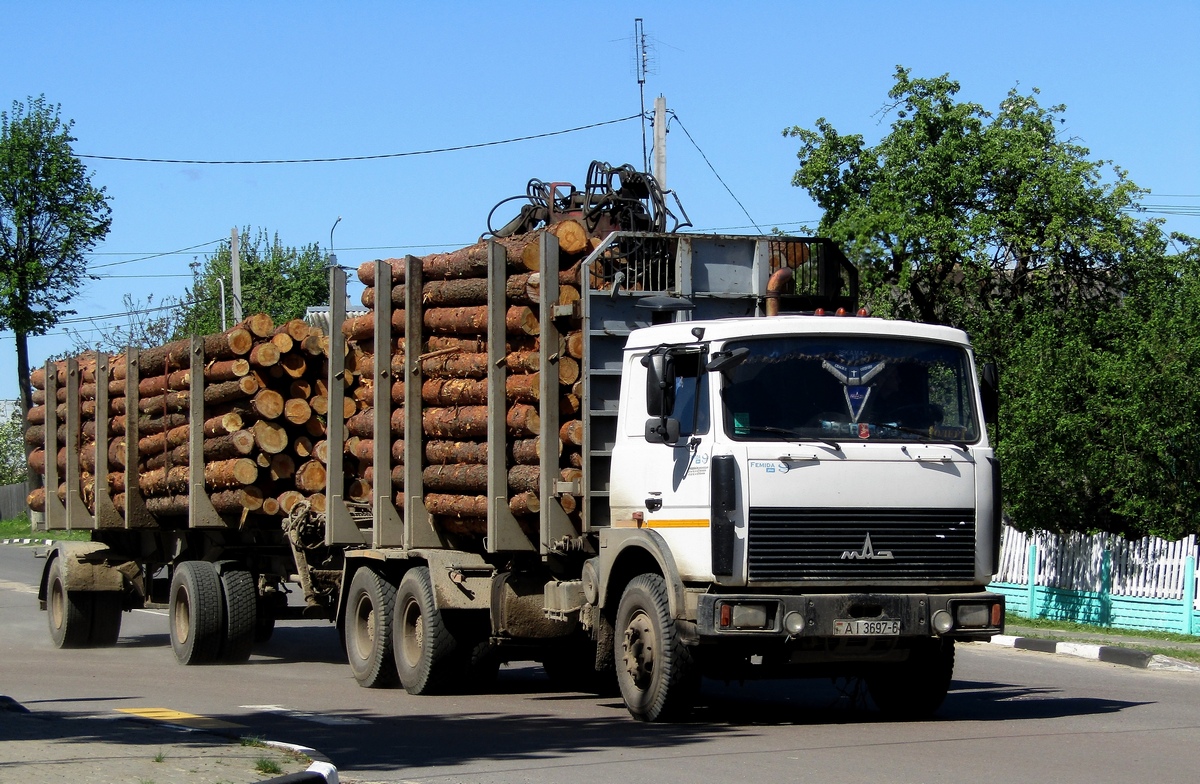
left=735, top=425, right=842, bottom=451
left=870, top=423, right=969, bottom=451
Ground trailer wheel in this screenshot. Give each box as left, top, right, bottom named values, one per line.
left=218, top=568, right=257, bottom=663
left=169, top=561, right=224, bottom=665
left=866, top=638, right=955, bottom=720
left=47, top=556, right=93, bottom=649
left=394, top=566, right=458, bottom=695
left=615, top=574, right=698, bottom=721
left=345, top=567, right=399, bottom=688
left=89, top=593, right=124, bottom=647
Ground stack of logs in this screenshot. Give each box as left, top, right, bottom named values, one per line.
left=340, top=219, right=591, bottom=540
left=25, top=315, right=340, bottom=522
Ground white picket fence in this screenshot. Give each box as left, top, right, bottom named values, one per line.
left=996, top=524, right=1200, bottom=604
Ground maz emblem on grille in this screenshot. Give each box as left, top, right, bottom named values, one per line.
left=841, top=533, right=894, bottom=560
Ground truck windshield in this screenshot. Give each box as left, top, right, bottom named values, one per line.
left=719, top=335, right=980, bottom=445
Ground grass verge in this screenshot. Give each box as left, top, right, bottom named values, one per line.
left=0, top=515, right=91, bottom=542
left=1005, top=612, right=1200, bottom=664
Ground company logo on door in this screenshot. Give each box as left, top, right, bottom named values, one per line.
left=749, top=460, right=788, bottom=474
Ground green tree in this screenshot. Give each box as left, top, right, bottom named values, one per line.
left=0, top=96, right=112, bottom=414
left=783, top=67, right=1200, bottom=539
left=0, top=404, right=27, bottom=485
left=783, top=66, right=1165, bottom=363
left=175, top=228, right=327, bottom=338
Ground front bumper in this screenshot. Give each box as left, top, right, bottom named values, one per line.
left=694, top=591, right=1004, bottom=643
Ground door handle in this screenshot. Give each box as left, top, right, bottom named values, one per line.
left=645, top=497, right=663, bottom=512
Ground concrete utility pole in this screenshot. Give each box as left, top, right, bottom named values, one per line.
left=230, top=227, right=243, bottom=323
left=653, top=94, right=667, bottom=192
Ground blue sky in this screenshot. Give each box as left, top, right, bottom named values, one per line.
left=2, top=1, right=1198, bottom=403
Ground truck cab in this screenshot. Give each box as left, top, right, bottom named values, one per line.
left=591, top=238, right=1003, bottom=720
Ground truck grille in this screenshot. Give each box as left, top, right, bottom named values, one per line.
left=746, top=507, right=976, bottom=583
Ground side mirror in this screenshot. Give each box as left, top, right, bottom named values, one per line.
left=645, top=417, right=681, bottom=445
left=642, top=351, right=676, bottom=418
left=980, top=362, right=999, bottom=425
left=706, top=346, right=750, bottom=373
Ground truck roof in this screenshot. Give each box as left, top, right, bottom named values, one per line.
left=623, top=314, right=973, bottom=350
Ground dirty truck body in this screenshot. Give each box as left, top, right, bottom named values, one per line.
left=37, top=231, right=1003, bottom=721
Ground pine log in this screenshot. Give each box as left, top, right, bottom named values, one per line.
left=278, top=490, right=306, bottom=514
left=279, top=352, right=307, bottom=379
left=425, top=440, right=487, bottom=465
left=506, top=404, right=540, bottom=436
left=271, top=332, right=294, bottom=354
left=240, top=313, right=276, bottom=338
left=560, top=420, right=584, bottom=446
left=205, top=357, right=251, bottom=381
left=279, top=318, right=311, bottom=342
left=284, top=397, right=312, bottom=425
left=204, top=376, right=260, bottom=405
left=548, top=219, right=589, bottom=254
left=509, top=491, right=540, bottom=516
left=252, top=389, right=285, bottom=420
left=270, top=454, right=296, bottom=481
left=508, top=465, right=541, bottom=493
left=424, top=493, right=488, bottom=518
left=294, top=460, right=327, bottom=493
left=511, top=437, right=558, bottom=465
left=253, top=420, right=289, bottom=454
left=422, top=464, right=488, bottom=494
left=249, top=342, right=281, bottom=368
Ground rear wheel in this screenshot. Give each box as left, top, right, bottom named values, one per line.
left=218, top=567, right=256, bottom=663
left=866, top=638, right=955, bottom=720
left=615, top=574, right=698, bottom=722
left=89, top=593, right=124, bottom=647
left=345, top=567, right=399, bottom=688
left=169, top=561, right=223, bottom=665
left=47, top=556, right=92, bottom=649
left=394, top=567, right=458, bottom=694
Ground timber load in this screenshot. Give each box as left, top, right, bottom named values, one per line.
left=26, top=315, right=332, bottom=524
left=337, top=218, right=593, bottom=546
left=24, top=217, right=596, bottom=551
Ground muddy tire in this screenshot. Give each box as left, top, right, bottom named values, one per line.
left=345, top=567, right=399, bottom=688
left=89, top=593, right=124, bottom=647
left=866, top=638, right=955, bottom=720
left=394, top=567, right=458, bottom=695
left=47, top=556, right=92, bottom=649
left=615, top=574, right=698, bottom=722
left=169, top=561, right=224, bottom=665
left=218, top=567, right=257, bottom=663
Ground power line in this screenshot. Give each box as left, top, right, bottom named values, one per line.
left=665, top=111, right=763, bottom=234
left=79, top=115, right=641, bottom=165
left=87, top=239, right=223, bottom=270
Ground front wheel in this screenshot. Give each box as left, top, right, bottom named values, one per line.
left=614, top=574, right=697, bottom=722
left=866, top=638, right=955, bottom=720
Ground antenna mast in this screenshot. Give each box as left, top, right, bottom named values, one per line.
left=635, top=18, right=649, bottom=172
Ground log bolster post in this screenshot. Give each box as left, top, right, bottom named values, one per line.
left=43, top=362, right=66, bottom=530
left=487, top=239, right=534, bottom=553
left=64, top=358, right=93, bottom=530
left=325, top=265, right=367, bottom=545
left=188, top=336, right=225, bottom=528
left=403, top=253, right=439, bottom=549
left=537, top=232, right=577, bottom=554
left=373, top=258, right=405, bottom=548
left=122, top=346, right=154, bottom=528
left=92, top=352, right=123, bottom=528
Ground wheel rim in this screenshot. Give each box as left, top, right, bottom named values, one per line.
left=49, top=577, right=65, bottom=631
left=400, top=596, right=423, bottom=668
left=352, top=593, right=375, bottom=662
left=623, top=609, right=657, bottom=690
left=173, top=586, right=191, bottom=645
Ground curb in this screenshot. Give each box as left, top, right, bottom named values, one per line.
left=989, top=634, right=1200, bottom=672
left=1, top=538, right=57, bottom=546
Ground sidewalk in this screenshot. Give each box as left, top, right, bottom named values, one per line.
left=0, top=696, right=338, bottom=784
left=992, top=624, right=1200, bottom=671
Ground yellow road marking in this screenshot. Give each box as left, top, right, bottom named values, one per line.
left=116, top=707, right=245, bottom=729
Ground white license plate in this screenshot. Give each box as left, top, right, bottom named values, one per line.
left=833, top=619, right=901, bottom=636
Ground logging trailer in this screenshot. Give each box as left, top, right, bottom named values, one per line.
left=30, top=165, right=1004, bottom=721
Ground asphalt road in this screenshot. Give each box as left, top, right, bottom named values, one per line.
left=3, top=543, right=1200, bottom=784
